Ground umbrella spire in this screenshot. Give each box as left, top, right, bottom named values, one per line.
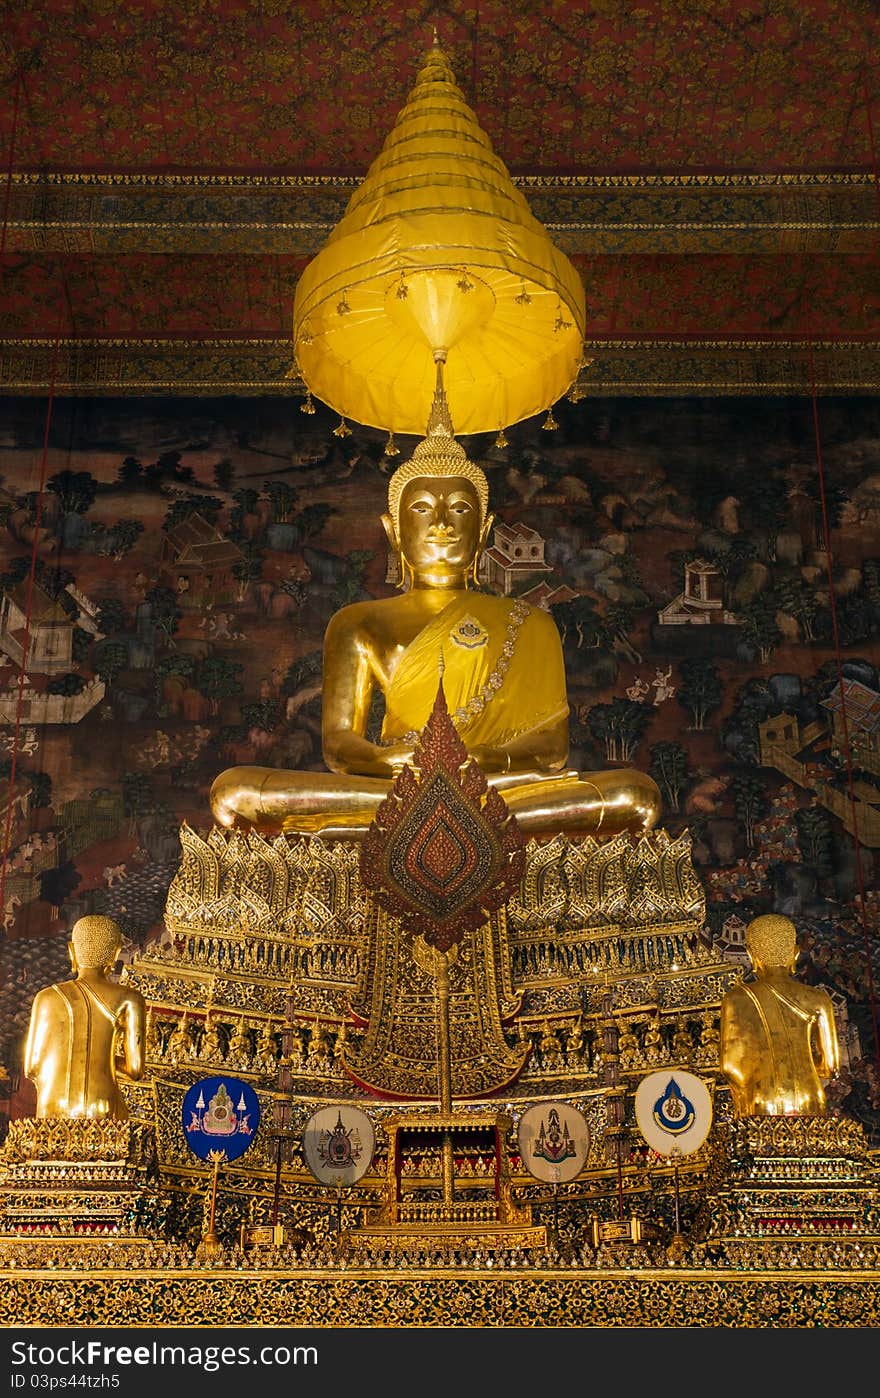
left=293, top=39, right=584, bottom=436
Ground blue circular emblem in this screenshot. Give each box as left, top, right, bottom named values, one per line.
left=181, top=1075, right=261, bottom=1162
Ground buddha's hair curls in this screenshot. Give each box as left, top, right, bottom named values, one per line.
left=746, top=913, right=798, bottom=968
left=387, top=432, right=489, bottom=533
left=70, top=915, right=122, bottom=969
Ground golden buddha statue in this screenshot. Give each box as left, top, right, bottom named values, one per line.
left=720, top=913, right=841, bottom=1117
left=23, top=915, right=146, bottom=1120
left=210, top=384, right=662, bottom=842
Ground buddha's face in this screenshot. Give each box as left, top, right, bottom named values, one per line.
left=397, top=475, right=483, bottom=579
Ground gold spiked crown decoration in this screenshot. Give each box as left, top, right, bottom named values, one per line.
left=292, top=34, right=586, bottom=438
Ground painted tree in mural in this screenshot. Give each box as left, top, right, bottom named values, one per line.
left=39, top=863, right=81, bottom=918
left=1, top=556, right=73, bottom=596
left=196, top=656, right=244, bottom=716
left=144, top=585, right=181, bottom=648
left=45, top=673, right=85, bottom=697
left=294, top=502, right=336, bottom=544
left=93, top=642, right=130, bottom=688
left=108, top=519, right=144, bottom=559
left=711, top=537, right=756, bottom=588
left=71, top=626, right=91, bottom=664
left=677, top=658, right=723, bottom=730
left=740, top=470, right=790, bottom=562
left=648, top=741, right=690, bottom=812
left=164, top=494, right=223, bottom=530
left=228, top=488, right=260, bottom=539
left=329, top=550, right=374, bottom=609
left=117, top=456, right=143, bottom=487
left=47, top=470, right=97, bottom=520
left=740, top=598, right=782, bottom=663
left=604, top=601, right=642, bottom=664
left=552, top=596, right=611, bottom=652
left=802, top=477, right=850, bottom=548
left=863, top=561, right=880, bottom=614
left=730, top=772, right=769, bottom=848
left=241, top=699, right=283, bottom=743
left=795, top=804, right=836, bottom=882
left=264, top=481, right=298, bottom=523
left=774, top=577, right=821, bottom=642
left=144, top=450, right=194, bottom=489
left=233, top=544, right=263, bottom=600
left=280, top=652, right=322, bottom=723
left=155, top=651, right=196, bottom=706
left=587, top=698, right=653, bottom=763
left=122, top=773, right=156, bottom=836
left=835, top=592, right=876, bottom=647
left=213, top=459, right=234, bottom=492
left=96, top=599, right=129, bottom=634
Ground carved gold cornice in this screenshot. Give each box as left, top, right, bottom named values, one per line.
left=3, top=171, right=877, bottom=255
left=1, top=337, right=878, bottom=396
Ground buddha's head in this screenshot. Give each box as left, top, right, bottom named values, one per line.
left=69, top=915, right=123, bottom=975
left=745, top=913, right=798, bottom=976
left=383, top=431, right=493, bottom=588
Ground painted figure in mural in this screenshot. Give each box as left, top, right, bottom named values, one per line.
left=210, top=395, right=662, bottom=840
left=720, top=913, right=840, bottom=1117
left=23, top=915, right=146, bottom=1119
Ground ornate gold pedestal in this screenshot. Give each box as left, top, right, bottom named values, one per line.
left=4, top=824, right=874, bottom=1325
left=0, top=1118, right=158, bottom=1243
left=694, top=1115, right=880, bottom=1268
left=116, top=823, right=733, bottom=1256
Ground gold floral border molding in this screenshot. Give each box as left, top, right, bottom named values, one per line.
left=1, top=339, right=877, bottom=396
left=1, top=1268, right=878, bottom=1327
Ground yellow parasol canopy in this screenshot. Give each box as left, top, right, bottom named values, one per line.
left=292, top=36, right=586, bottom=437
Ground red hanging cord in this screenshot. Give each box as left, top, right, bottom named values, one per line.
left=0, top=67, right=22, bottom=257
left=0, top=64, right=32, bottom=931
left=0, top=331, right=62, bottom=929
left=806, top=338, right=880, bottom=1072
left=864, top=70, right=880, bottom=225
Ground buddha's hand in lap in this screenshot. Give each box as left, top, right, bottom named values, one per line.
left=380, top=742, right=418, bottom=776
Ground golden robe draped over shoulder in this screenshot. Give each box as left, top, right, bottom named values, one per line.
left=380, top=593, right=569, bottom=749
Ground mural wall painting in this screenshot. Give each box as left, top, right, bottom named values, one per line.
left=0, top=393, right=878, bottom=1138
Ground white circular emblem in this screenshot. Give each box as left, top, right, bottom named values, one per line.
left=301, top=1105, right=375, bottom=1186
left=634, top=1069, right=713, bottom=1156
left=517, top=1101, right=590, bottom=1183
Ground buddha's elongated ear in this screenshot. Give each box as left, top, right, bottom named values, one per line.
left=380, top=511, right=398, bottom=553
left=381, top=511, right=411, bottom=589
left=470, top=511, right=495, bottom=587
left=68, top=939, right=79, bottom=975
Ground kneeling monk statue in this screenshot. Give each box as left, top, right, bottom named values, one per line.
left=210, top=395, right=662, bottom=841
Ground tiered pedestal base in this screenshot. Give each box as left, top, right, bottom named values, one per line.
left=0, top=1118, right=158, bottom=1241
left=695, top=1115, right=880, bottom=1267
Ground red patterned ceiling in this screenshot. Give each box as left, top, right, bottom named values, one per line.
left=1, top=251, right=875, bottom=340
left=1, top=0, right=878, bottom=174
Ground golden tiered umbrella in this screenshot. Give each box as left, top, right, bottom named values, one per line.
left=292, top=36, right=586, bottom=437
